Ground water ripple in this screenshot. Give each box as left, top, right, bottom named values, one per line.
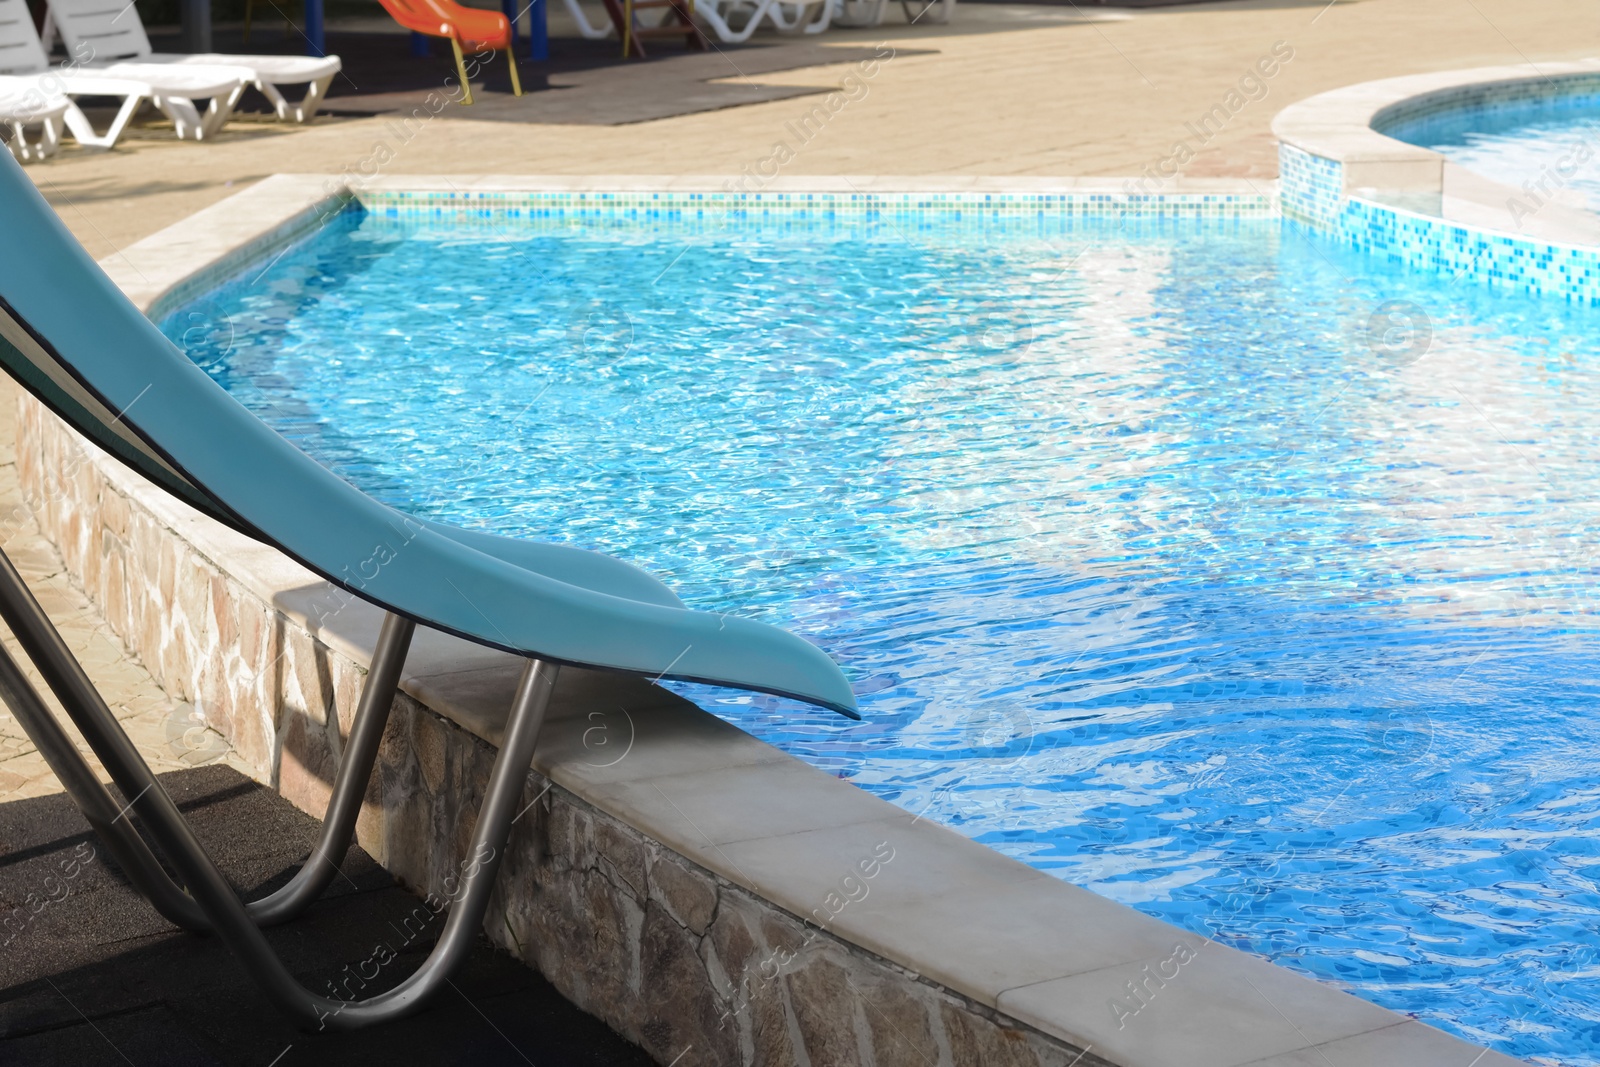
left=165, top=207, right=1600, bottom=1065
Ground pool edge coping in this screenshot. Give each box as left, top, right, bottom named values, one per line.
left=1272, top=60, right=1600, bottom=251
left=70, top=172, right=1525, bottom=1067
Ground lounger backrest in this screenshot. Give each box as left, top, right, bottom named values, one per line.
left=46, top=0, right=153, bottom=62
left=0, top=0, right=49, bottom=76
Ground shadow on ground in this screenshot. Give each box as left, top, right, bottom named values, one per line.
left=135, top=23, right=935, bottom=125
left=0, top=765, right=654, bottom=1066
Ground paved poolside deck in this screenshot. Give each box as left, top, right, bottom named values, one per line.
left=18, top=0, right=1600, bottom=259
left=0, top=390, right=254, bottom=804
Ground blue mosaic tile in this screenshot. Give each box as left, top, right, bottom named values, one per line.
left=357, top=187, right=1277, bottom=225
left=1278, top=135, right=1600, bottom=305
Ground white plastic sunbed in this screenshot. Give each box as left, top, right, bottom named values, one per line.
left=0, top=74, right=70, bottom=160
left=688, top=0, right=781, bottom=43
left=831, top=0, right=952, bottom=26
left=0, top=0, right=251, bottom=146
left=43, top=0, right=340, bottom=123
left=687, top=0, right=831, bottom=42
left=564, top=0, right=794, bottom=45
left=764, top=0, right=830, bottom=33
left=560, top=0, right=616, bottom=40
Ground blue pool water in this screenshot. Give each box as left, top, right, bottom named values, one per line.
left=164, top=205, right=1600, bottom=1065
left=1387, top=90, right=1600, bottom=214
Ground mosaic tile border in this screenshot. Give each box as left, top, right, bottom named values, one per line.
left=1374, top=72, right=1600, bottom=143
left=1274, top=64, right=1600, bottom=305
left=359, top=186, right=1278, bottom=218
left=1340, top=197, right=1600, bottom=304
left=139, top=180, right=1281, bottom=317
left=1278, top=144, right=1344, bottom=232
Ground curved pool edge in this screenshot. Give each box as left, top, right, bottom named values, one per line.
left=1274, top=60, right=1600, bottom=302
left=22, top=172, right=1527, bottom=1067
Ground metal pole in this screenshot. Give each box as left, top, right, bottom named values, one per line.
left=450, top=38, right=474, bottom=105
left=304, top=0, right=326, bottom=58
left=0, top=551, right=420, bottom=928
left=308, top=657, right=558, bottom=1027
left=530, top=0, right=548, bottom=61
left=247, top=612, right=414, bottom=925
left=502, top=0, right=519, bottom=56
left=180, top=0, right=212, bottom=53
left=210, top=658, right=562, bottom=1029
left=0, top=538, right=560, bottom=1026
left=0, top=640, right=206, bottom=930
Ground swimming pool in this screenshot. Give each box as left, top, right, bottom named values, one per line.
left=164, top=202, right=1600, bottom=1066
left=1386, top=88, right=1600, bottom=215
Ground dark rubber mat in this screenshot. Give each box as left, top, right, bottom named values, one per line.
left=0, top=765, right=655, bottom=1067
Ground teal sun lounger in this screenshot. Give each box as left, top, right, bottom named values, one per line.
left=0, top=152, right=857, bottom=1029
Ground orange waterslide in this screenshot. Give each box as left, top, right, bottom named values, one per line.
left=376, top=0, right=522, bottom=102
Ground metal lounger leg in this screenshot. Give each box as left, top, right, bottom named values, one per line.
left=508, top=53, right=523, bottom=97
left=0, top=539, right=561, bottom=1026
left=246, top=611, right=415, bottom=925
left=451, top=39, right=475, bottom=105
left=181, top=658, right=561, bottom=1029
left=0, top=640, right=207, bottom=929
left=0, top=541, right=419, bottom=929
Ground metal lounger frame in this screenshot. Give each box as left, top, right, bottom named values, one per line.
left=0, top=545, right=557, bottom=1031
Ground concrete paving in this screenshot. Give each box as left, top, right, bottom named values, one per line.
left=18, top=0, right=1600, bottom=260
left=304, top=28, right=940, bottom=124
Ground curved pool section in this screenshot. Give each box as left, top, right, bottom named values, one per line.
left=163, top=203, right=1600, bottom=1065
left=1385, top=86, right=1600, bottom=214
